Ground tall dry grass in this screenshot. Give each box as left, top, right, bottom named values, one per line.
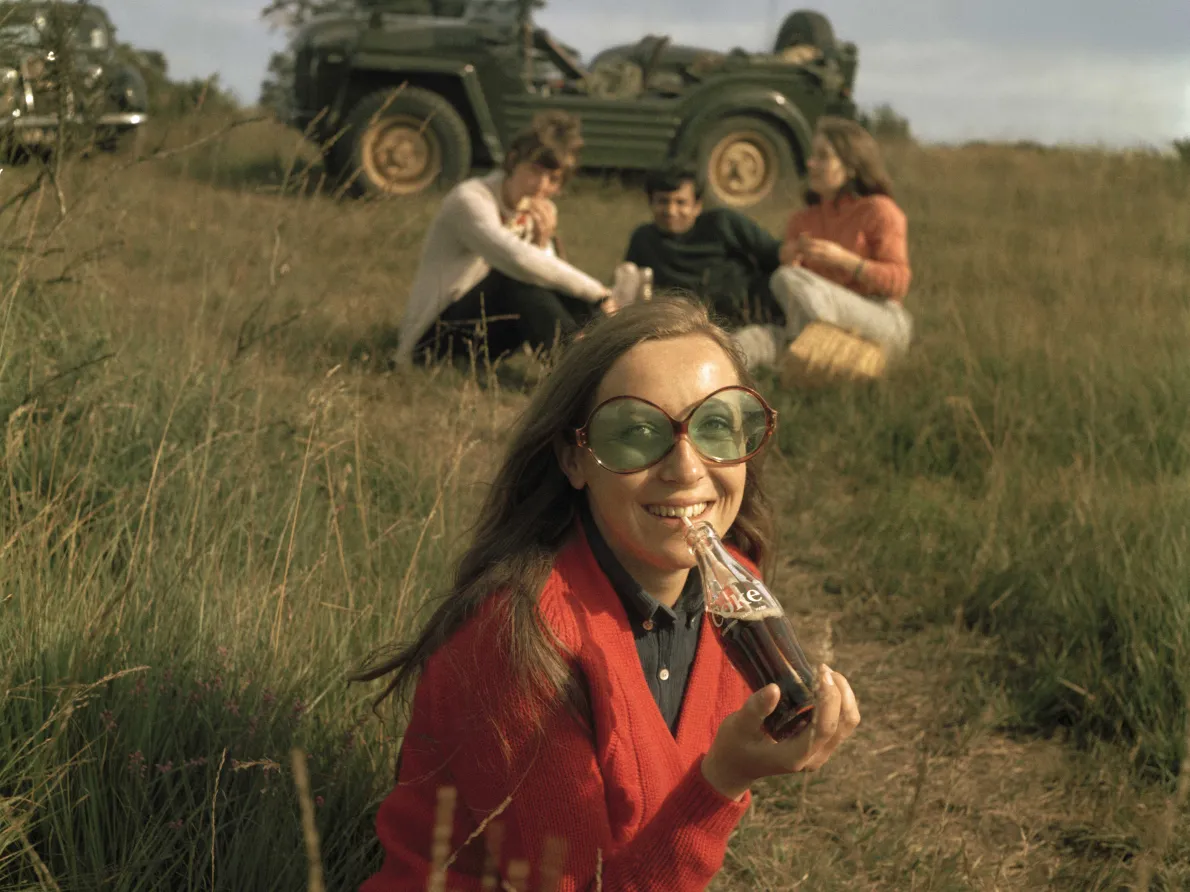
left=1, top=112, right=1189, bottom=889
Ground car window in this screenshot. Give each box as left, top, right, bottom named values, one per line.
left=0, top=7, right=110, bottom=50
left=0, top=23, right=40, bottom=48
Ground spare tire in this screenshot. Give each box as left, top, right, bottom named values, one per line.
left=774, top=10, right=835, bottom=53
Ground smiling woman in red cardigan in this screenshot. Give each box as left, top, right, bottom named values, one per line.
left=353, top=295, right=862, bottom=891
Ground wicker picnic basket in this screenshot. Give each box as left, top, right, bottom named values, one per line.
left=778, top=321, right=888, bottom=389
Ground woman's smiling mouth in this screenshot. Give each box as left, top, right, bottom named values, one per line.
left=644, top=502, right=711, bottom=519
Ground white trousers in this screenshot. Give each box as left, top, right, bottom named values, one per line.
left=732, top=266, right=914, bottom=372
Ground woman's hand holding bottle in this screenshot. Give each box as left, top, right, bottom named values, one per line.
left=701, top=665, right=861, bottom=801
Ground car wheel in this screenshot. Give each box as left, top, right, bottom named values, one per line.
left=698, top=116, right=794, bottom=209
left=335, top=86, right=472, bottom=199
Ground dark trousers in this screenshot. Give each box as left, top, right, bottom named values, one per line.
left=414, top=270, right=599, bottom=365
left=695, top=263, right=787, bottom=329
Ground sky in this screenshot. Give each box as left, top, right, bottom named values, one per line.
left=100, top=0, right=1190, bottom=148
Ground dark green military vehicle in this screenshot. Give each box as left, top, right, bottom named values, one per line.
left=0, top=1, right=149, bottom=153
left=287, top=0, right=858, bottom=207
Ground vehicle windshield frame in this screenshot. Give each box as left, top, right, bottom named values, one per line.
left=0, top=5, right=112, bottom=51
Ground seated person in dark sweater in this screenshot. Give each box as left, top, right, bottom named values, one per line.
left=621, top=166, right=785, bottom=327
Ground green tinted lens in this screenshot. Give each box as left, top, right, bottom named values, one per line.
left=688, top=389, right=769, bottom=461
left=587, top=398, right=675, bottom=471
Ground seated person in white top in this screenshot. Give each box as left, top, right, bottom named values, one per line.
left=396, top=111, right=616, bottom=367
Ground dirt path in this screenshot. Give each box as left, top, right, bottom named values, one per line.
left=713, top=580, right=1160, bottom=891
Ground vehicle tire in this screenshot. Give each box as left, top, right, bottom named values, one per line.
left=334, top=86, right=472, bottom=199
left=697, top=115, right=795, bottom=209
left=774, top=10, right=836, bottom=53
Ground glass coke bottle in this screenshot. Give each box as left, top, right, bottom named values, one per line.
left=683, top=518, right=817, bottom=740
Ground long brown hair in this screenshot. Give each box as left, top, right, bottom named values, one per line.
left=805, top=115, right=895, bottom=206
left=352, top=295, right=777, bottom=729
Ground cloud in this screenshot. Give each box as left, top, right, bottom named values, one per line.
left=543, top=0, right=1190, bottom=57
left=535, top=7, right=1190, bottom=147
left=102, top=0, right=287, bottom=102
left=93, top=1, right=1189, bottom=145
left=855, top=39, right=1190, bottom=145
left=922, top=0, right=1190, bottom=57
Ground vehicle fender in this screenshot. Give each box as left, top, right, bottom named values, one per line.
left=342, top=54, right=504, bottom=163
left=672, top=87, right=813, bottom=169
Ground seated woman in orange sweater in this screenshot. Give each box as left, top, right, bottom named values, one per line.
left=354, top=296, right=861, bottom=891
left=733, top=116, right=913, bottom=369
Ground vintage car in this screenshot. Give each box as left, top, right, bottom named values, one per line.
left=286, top=0, right=858, bottom=207
left=0, top=1, right=149, bottom=153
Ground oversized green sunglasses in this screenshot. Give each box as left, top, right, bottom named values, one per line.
left=571, top=385, right=778, bottom=474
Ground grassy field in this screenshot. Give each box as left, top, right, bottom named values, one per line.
left=2, top=111, right=1190, bottom=890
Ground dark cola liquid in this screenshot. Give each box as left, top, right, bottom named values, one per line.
left=715, top=611, right=816, bottom=740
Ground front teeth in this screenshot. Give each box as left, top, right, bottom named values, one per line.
left=646, top=502, right=708, bottom=518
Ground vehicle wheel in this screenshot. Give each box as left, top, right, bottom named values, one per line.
left=698, top=116, right=794, bottom=209
left=335, top=86, right=472, bottom=199
left=774, top=10, right=836, bottom=53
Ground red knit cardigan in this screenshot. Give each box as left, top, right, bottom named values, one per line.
left=785, top=192, right=912, bottom=301
left=360, top=521, right=757, bottom=891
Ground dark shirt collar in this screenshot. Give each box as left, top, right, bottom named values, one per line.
left=578, top=499, right=704, bottom=623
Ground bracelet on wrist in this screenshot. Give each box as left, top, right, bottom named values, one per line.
left=851, top=259, right=866, bottom=283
